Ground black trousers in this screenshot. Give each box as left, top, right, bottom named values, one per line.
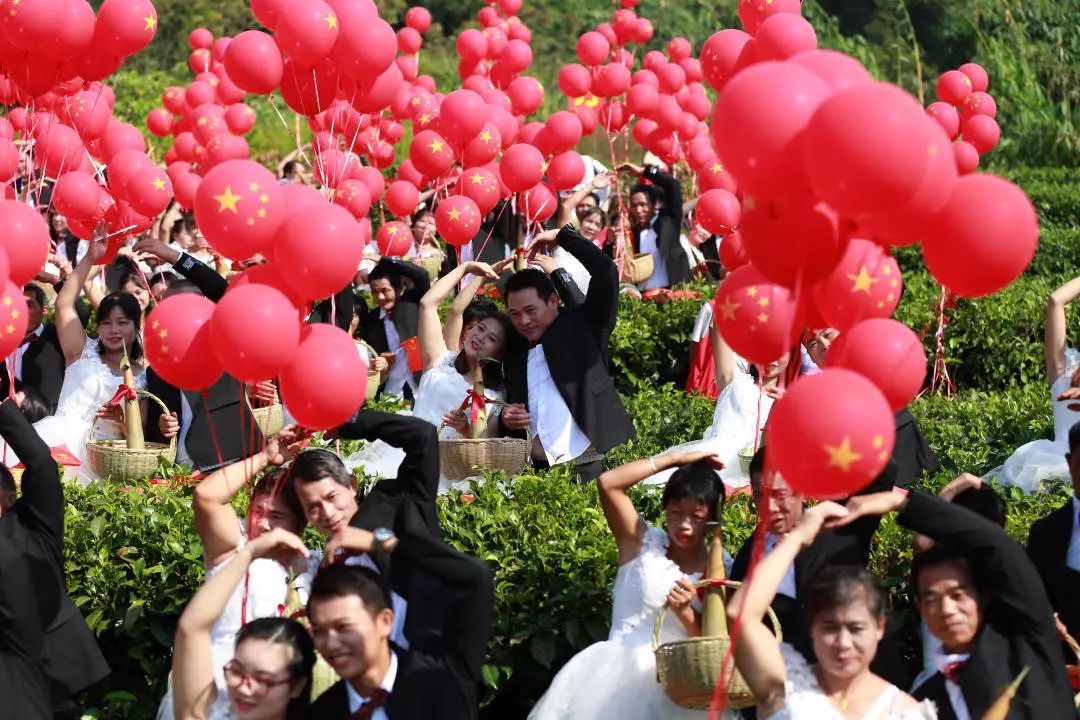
left=532, top=455, right=605, bottom=484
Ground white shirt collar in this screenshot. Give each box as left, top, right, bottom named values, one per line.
left=346, top=649, right=398, bottom=714
left=23, top=324, right=43, bottom=343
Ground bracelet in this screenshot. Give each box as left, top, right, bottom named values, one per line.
left=648, top=456, right=658, bottom=473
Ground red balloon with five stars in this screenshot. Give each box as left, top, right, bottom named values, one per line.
left=144, top=294, right=223, bottom=391
left=409, top=129, right=454, bottom=178
left=376, top=220, right=412, bottom=257
left=455, top=166, right=501, bottom=215
left=712, top=264, right=799, bottom=365
left=813, top=238, right=902, bottom=331
left=767, top=368, right=896, bottom=499
left=0, top=280, right=28, bottom=359
left=125, top=166, right=173, bottom=219
left=436, top=195, right=482, bottom=248
left=194, top=160, right=286, bottom=262
left=95, top=0, right=158, bottom=57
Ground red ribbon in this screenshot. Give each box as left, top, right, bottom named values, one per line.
left=459, top=388, right=488, bottom=423
left=107, top=384, right=138, bottom=407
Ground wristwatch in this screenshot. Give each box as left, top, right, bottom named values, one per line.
left=372, top=527, right=396, bottom=553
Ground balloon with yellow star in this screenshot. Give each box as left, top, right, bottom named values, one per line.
left=813, top=238, right=902, bottom=331
left=144, top=294, right=223, bottom=391
left=376, top=220, right=413, bottom=257
left=273, top=0, right=339, bottom=68
left=454, top=166, right=501, bottom=214
left=436, top=195, right=482, bottom=248
left=712, top=263, right=800, bottom=365
left=94, top=0, right=158, bottom=57
left=767, top=367, right=896, bottom=498
left=410, top=129, right=455, bottom=178
left=125, top=166, right=173, bottom=218
left=0, top=281, right=28, bottom=358
left=462, top=123, right=502, bottom=166
left=193, top=159, right=286, bottom=261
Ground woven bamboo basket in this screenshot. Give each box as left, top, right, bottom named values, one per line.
left=252, top=403, right=285, bottom=436
left=653, top=579, right=782, bottom=710
left=624, top=252, right=655, bottom=285
left=413, top=252, right=445, bottom=280
left=87, top=390, right=177, bottom=481
left=439, top=427, right=530, bottom=481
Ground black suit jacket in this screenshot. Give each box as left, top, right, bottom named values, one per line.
left=905, top=492, right=1077, bottom=720
left=360, top=258, right=431, bottom=388
left=310, top=523, right=492, bottom=720
left=0, top=400, right=108, bottom=716
left=1026, top=500, right=1080, bottom=639
left=501, top=226, right=635, bottom=456
left=0, top=324, right=66, bottom=414
left=699, top=234, right=724, bottom=280
left=172, top=251, right=228, bottom=302
left=632, top=166, right=691, bottom=287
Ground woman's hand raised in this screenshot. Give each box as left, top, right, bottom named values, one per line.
left=460, top=261, right=499, bottom=281
left=792, top=500, right=849, bottom=547
left=245, top=527, right=309, bottom=568
left=263, top=425, right=306, bottom=466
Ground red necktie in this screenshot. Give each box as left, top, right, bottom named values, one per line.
left=942, top=660, right=966, bottom=684
left=350, top=688, right=390, bottom=719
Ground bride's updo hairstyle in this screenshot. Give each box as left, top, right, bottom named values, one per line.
left=96, top=292, right=144, bottom=361
left=804, top=565, right=886, bottom=625
left=662, top=460, right=725, bottom=521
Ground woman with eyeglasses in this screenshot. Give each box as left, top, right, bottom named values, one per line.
left=172, top=527, right=316, bottom=720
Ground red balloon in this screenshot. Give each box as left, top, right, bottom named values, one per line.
left=1, top=0, right=61, bottom=52
left=334, top=16, right=396, bottom=82
left=559, top=63, right=592, bottom=98
left=456, top=29, right=488, bottom=62
left=36, top=124, right=83, bottom=178
left=953, top=141, right=979, bottom=175
left=576, top=31, right=610, bottom=66
left=789, top=49, right=872, bottom=92
left=547, top=151, right=586, bottom=191
left=456, top=166, right=501, bottom=215
left=695, top=189, right=741, bottom=236
left=711, top=61, right=829, bottom=197
left=94, top=0, right=158, bottom=56
left=0, top=200, right=50, bottom=284
left=500, top=143, right=544, bottom=192
left=926, top=101, right=960, bottom=139
left=99, top=121, right=146, bottom=162
left=376, top=220, right=412, bottom=257
left=53, top=170, right=100, bottom=219
left=959, top=91, right=996, bottom=121
left=627, top=83, right=659, bottom=117
left=225, top=30, right=284, bottom=95
left=830, top=318, right=926, bottom=412
left=701, top=29, right=751, bottom=92
left=767, top=368, right=895, bottom=498
left=194, top=160, right=285, bottom=261
left=43, top=0, right=96, bottom=60
left=440, top=89, right=487, bottom=145
left=125, top=166, right=173, bottom=218
left=385, top=180, right=420, bottom=218
left=146, top=108, right=174, bottom=137
left=251, top=0, right=287, bottom=29
left=753, top=13, right=817, bottom=61
left=409, top=129, right=454, bottom=178
left=802, top=83, right=932, bottom=220
left=211, top=284, right=301, bottom=382
left=225, top=104, right=257, bottom=135
left=814, top=238, right=903, bottom=331
left=355, top=166, right=385, bottom=202
left=507, top=76, right=544, bottom=116
left=173, top=172, right=201, bottom=210
left=594, top=63, right=631, bottom=97
left=145, top=294, right=223, bottom=390
left=922, top=174, right=1037, bottom=298
left=962, top=114, right=1000, bottom=155
left=279, top=324, right=369, bottom=429
left=405, top=6, right=432, bottom=32
left=936, top=70, right=972, bottom=106
left=435, top=194, right=482, bottom=248
left=189, top=27, right=213, bottom=50
left=521, top=182, right=557, bottom=223
left=279, top=57, right=338, bottom=116
left=0, top=279, right=27, bottom=358
left=0, top=138, right=17, bottom=183
left=738, top=0, right=802, bottom=35
left=108, top=149, right=153, bottom=198
left=742, top=195, right=846, bottom=288
left=275, top=202, right=365, bottom=302
left=274, top=0, right=339, bottom=68
left=231, top=262, right=306, bottom=311
left=545, top=111, right=582, bottom=154
left=462, top=123, right=502, bottom=166
left=712, top=264, right=799, bottom=364
left=332, top=178, right=372, bottom=220
left=959, top=63, right=989, bottom=93
left=719, top=230, right=748, bottom=271
left=397, top=26, right=422, bottom=55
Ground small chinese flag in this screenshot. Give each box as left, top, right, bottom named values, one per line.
left=401, top=336, right=423, bottom=373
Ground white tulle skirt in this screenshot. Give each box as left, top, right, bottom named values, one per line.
left=984, top=437, right=1070, bottom=493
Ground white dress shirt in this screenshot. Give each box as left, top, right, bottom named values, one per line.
left=936, top=650, right=972, bottom=720
left=380, top=310, right=415, bottom=398
left=12, top=324, right=43, bottom=381
left=764, top=532, right=798, bottom=600
left=346, top=649, right=398, bottom=719
left=1067, top=495, right=1080, bottom=572
left=638, top=216, right=669, bottom=290
left=526, top=345, right=591, bottom=466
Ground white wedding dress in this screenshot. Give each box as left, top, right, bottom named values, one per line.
left=32, top=336, right=147, bottom=484
left=768, top=643, right=936, bottom=719
left=528, top=523, right=736, bottom=720
left=986, top=348, right=1080, bottom=492
left=346, top=351, right=503, bottom=493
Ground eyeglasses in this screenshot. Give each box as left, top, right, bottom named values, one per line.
left=223, top=659, right=293, bottom=694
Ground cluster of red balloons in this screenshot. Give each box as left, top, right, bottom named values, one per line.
left=926, top=64, right=999, bottom=176
left=702, top=0, right=1037, bottom=498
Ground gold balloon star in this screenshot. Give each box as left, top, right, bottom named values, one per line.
left=716, top=295, right=740, bottom=321
left=825, top=437, right=862, bottom=472
left=757, top=297, right=769, bottom=308
left=152, top=319, right=160, bottom=330
left=144, top=14, right=157, bottom=32
left=214, top=186, right=243, bottom=214
left=249, top=182, right=261, bottom=192
left=428, top=138, right=445, bottom=153
left=479, top=130, right=493, bottom=142
left=386, top=225, right=399, bottom=236
left=448, top=208, right=462, bottom=221
left=151, top=177, right=166, bottom=191
left=746, top=287, right=758, bottom=297
left=418, top=113, right=431, bottom=125
left=3, top=297, right=11, bottom=307
left=159, top=329, right=168, bottom=339
left=5, top=324, right=13, bottom=334
left=710, top=162, right=725, bottom=174
left=757, top=313, right=769, bottom=324
left=325, top=14, right=338, bottom=30
left=260, top=193, right=269, bottom=203
left=10, top=310, right=18, bottom=319
left=872, top=436, right=884, bottom=449
left=847, top=266, right=879, bottom=294
left=470, top=173, right=485, bottom=185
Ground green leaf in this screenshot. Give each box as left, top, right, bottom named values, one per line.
left=529, top=635, right=557, bottom=669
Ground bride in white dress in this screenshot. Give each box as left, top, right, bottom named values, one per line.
left=986, top=276, right=1080, bottom=492
left=727, top=501, right=936, bottom=720
left=32, top=239, right=147, bottom=484
left=529, top=451, right=736, bottom=719
left=646, top=313, right=788, bottom=489
left=347, top=260, right=514, bottom=491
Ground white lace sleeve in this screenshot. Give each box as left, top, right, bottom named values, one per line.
left=903, top=700, right=939, bottom=720
left=780, top=642, right=819, bottom=696
left=640, top=522, right=669, bottom=554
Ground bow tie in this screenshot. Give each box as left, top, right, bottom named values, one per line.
left=20, top=332, right=37, bottom=347
left=351, top=688, right=390, bottom=718
left=942, top=660, right=967, bottom=684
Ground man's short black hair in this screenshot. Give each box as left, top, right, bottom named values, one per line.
left=309, top=564, right=391, bottom=614
left=911, top=544, right=983, bottom=599
left=282, top=160, right=303, bottom=178
left=22, top=283, right=45, bottom=308
left=629, top=182, right=660, bottom=205
left=952, top=485, right=1007, bottom=528
left=368, top=261, right=403, bottom=291
left=290, top=448, right=353, bottom=488
left=504, top=269, right=556, bottom=302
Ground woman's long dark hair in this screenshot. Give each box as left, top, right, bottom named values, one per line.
left=96, top=292, right=144, bottom=361
left=235, top=617, right=316, bottom=720
left=454, top=311, right=514, bottom=390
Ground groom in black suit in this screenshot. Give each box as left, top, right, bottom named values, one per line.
left=499, top=225, right=635, bottom=482
left=0, top=285, right=68, bottom=414
left=0, top=398, right=109, bottom=719
left=307, top=523, right=492, bottom=719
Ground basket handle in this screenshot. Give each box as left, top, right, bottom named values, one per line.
left=651, top=578, right=783, bottom=651
left=87, top=389, right=177, bottom=454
